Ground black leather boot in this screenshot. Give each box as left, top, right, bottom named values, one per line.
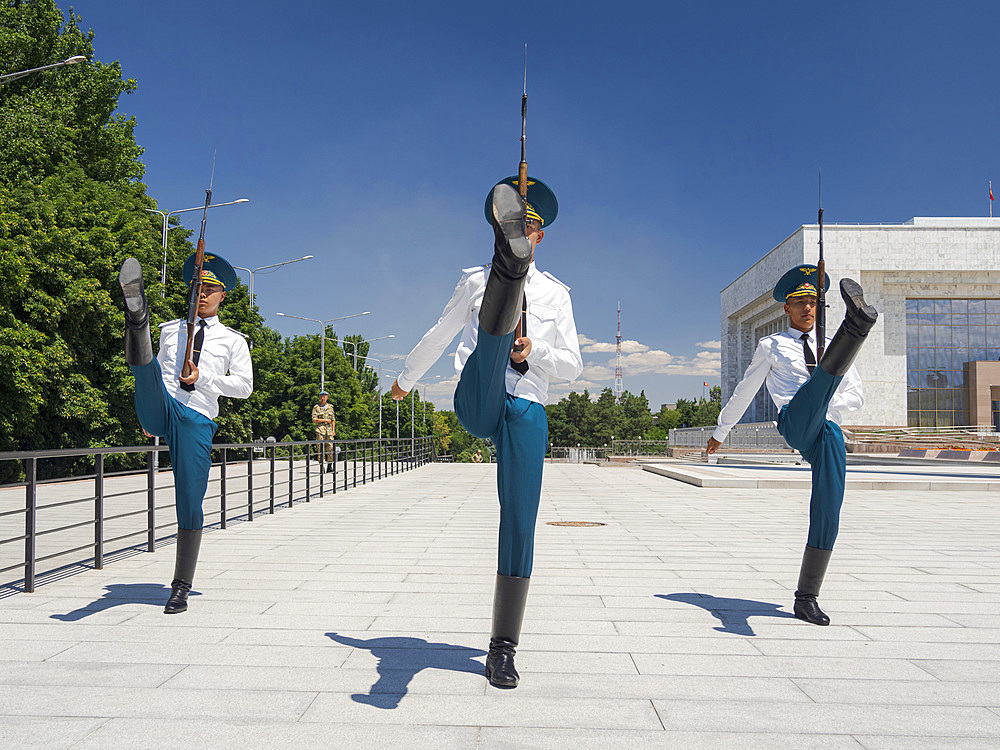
left=485, top=573, right=530, bottom=688
left=164, top=529, right=202, bottom=614
left=118, top=258, right=153, bottom=366
left=819, top=278, right=878, bottom=377
left=479, top=184, right=533, bottom=336
left=794, top=545, right=833, bottom=626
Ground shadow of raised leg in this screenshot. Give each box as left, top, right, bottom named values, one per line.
left=50, top=583, right=201, bottom=621
left=657, top=592, right=794, bottom=636
left=327, top=632, right=487, bottom=710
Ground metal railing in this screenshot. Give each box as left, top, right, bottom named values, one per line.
left=0, top=436, right=435, bottom=595
left=549, top=446, right=610, bottom=463
left=610, top=440, right=671, bottom=456
left=669, top=423, right=791, bottom=450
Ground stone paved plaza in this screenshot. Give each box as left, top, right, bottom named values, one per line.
left=1, top=462, right=999, bottom=749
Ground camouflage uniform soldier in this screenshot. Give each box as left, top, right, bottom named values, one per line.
left=312, top=391, right=336, bottom=472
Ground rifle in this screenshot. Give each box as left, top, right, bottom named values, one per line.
left=816, top=171, right=826, bottom=361
left=181, top=156, right=215, bottom=384
left=513, top=45, right=528, bottom=353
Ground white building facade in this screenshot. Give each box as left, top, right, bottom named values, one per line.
left=720, top=218, right=1000, bottom=428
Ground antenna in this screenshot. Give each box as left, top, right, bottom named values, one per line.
left=614, top=301, right=623, bottom=401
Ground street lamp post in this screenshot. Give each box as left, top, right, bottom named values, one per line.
left=232, top=255, right=313, bottom=308
left=0, top=55, right=86, bottom=84
left=342, top=335, right=395, bottom=369
left=417, top=374, right=446, bottom=431
left=276, top=311, right=371, bottom=391
left=145, top=199, right=250, bottom=296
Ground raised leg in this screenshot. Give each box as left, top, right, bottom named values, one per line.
left=454, top=330, right=516, bottom=439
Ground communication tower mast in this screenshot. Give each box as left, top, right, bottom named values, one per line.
left=614, top=301, right=623, bottom=401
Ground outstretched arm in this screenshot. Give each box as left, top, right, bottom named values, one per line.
left=395, top=274, right=474, bottom=395
left=710, top=341, right=771, bottom=445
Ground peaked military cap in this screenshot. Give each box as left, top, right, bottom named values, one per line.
left=773, top=264, right=831, bottom=302
left=182, top=252, right=238, bottom=292
left=484, top=175, right=559, bottom=228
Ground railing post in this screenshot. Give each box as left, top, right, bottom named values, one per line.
left=362, top=441, right=367, bottom=485
left=146, top=451, right=155, bottom=552
left=305, top=443, right=311, bottom=502
left=24, top=457, right=36, bottom=593
left=343, top=443, right=348, bottom=492
left=220, top=447, right=227, bottom=530
left=288, top=445, right=294, bottom=507
left=95, top=453, right=104, bottom=570
left=270, top=445, right=276, bottom=513
left=247, top=447, right=254, bottom=521
left=319, top=441, right=325, bottom=498
left=353, top=444, right=357, bottom=488
left=331, top=441, right=337, bottom=494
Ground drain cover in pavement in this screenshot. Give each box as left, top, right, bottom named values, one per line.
left=546, top=521, right=606, bottom=527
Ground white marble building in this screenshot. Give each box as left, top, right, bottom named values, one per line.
left=720, top=218, right=1000, bottom=427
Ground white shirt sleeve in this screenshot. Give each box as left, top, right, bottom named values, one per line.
left=831, top=364, right=864, bottom=414
left=199, top=333, right=253, bottom=399
left=528, top=292, right=583, bottom=382
left=713, top=340, right=772, bottom=442
left=397, top=274, right=473, bottom=393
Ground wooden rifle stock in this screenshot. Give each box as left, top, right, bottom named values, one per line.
left=181, top=181, right=213, bottom=383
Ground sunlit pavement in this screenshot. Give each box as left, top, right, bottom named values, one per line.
left=2, top=462, right=999, bottom=749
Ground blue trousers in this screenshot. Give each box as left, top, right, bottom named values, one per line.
left=776, top=366, right=847, bottom=550
left=130, top=359, right=217, bottom=530
left=454, top=330, right=548, bottom=578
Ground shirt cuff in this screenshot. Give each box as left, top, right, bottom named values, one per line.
left=711, top=426, right=730, bottom=443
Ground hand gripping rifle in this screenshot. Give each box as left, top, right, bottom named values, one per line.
left=513, top=45, right=529, bottom=353
left=180, top=157, right=215, bottom=384
left=816, top=172, right=826, bottom=361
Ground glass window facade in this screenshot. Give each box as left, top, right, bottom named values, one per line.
left=905, top=299, right=1000, bottom=427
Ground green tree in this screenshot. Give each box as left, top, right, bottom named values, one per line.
left=619, top=390, right=654, bottom=439
left=1, top=1, right=143, bottom=185
left=0, top=2, right=156, bottom=480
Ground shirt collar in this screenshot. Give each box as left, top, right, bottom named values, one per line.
left=526, top=262, right=537, bottom=279
left=198, top=315, right=220, bottom=327
left=789, top=327, right=813, bottom=341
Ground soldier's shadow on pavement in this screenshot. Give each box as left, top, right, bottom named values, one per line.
left=326, top=632, right=487, bottom=710
left=50, top=583, right=200, bottom=621
left=657, top=593, right=795, bottom=636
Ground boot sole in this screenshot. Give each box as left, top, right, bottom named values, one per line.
left=491, top=184, right=532, bottom=261
left=118, top=258, right=148, bottom=318
left=839, top=279, right=877, bottom=324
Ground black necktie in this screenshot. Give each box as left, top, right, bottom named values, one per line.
left=180, top=319, right=207, bottom=392
left=510, top=293, right=529, bottom=375
left=800, top=332, right=816, bottom=375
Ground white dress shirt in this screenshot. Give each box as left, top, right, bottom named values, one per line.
left=397, top=262, right=583, bottom=404
left=713, top=328, right=863, bottom=443
left=157, top=316, right=253, bottom=420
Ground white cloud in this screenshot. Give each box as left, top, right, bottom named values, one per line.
left=574, top=331, right=722, bottom=382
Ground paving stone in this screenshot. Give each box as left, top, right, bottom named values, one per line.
left=0, top=462, right=998, bottom=746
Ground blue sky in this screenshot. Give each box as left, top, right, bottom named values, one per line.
left=66, top=0, right=1000, bottom=409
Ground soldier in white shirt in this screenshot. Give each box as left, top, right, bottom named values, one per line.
left=118, top=253, right=253, bottom=614
left=392, top=177, right=582, bottom=688
left=708, top=265, right=877, bottom=626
